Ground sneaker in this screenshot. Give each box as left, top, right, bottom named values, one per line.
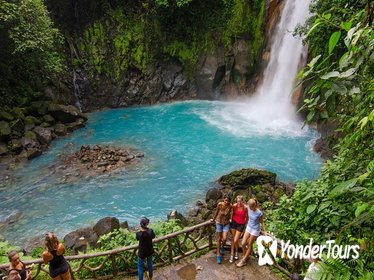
left=234, top=252, right=239, bottom=260
left=229, top=255, right=234, bottom=263
left=217, top=255, right=222, bottom=264
left=236, top=260, right=246, bottom=267
left=220, top=246, right=225, bottom=255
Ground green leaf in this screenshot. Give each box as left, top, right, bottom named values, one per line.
left=318, top=201, right=331, bottom=212
left=329, top=178, right=358, bottom=198
left=307, top=204, right=317, bottom=214
left=344, top=26, right=358, bottom=47
left=329, top=31, right=341, bottom=54
left=306, top=111, right=315, bottom=122
left=359, top=117, right=368, bottom=129
left=355, top=203, right=368, bottom=217
left=321, top=111, right=328, bottom=119
left=338, top=52, right=350, bottom=68
left=307, top=22, right=323, bottom=37
left=340, top=21, right=352, bottom=31
left=307, top=55, right=322, bottom=68
left=323, top=13, right=332, bottom=20
left=339, top=68, right=356, bottom=78
left=321, top=71, right=340, bottom=79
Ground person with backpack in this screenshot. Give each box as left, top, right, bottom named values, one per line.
left=136, top=217, right=155, bottom=280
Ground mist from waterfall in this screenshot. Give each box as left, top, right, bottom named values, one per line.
left=205, top=0, right=313, bottom=137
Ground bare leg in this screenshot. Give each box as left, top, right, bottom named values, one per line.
left=222, top=230, right=229, bottom=248
left=242, top=235, right=258, bottom=262
left=234, top=230, right=242, bottom=255
left=230, top=228, right=237, bottom=256
left=216, top=232, right=223, bottom=255
left=241, top=231, right=250, bottom=256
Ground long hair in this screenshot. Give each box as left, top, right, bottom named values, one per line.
left=45, top=232, right=59, bottom=251
left=7, top=250, right=18, bottom=261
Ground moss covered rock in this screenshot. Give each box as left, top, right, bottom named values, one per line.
left=0, top=110, right=14, bottom=122
left=219, top=168, right=276, bottom=187
left=0, top=121, right=11, bottom=141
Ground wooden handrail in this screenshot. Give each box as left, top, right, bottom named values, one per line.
left=1, top=222, right=294, bottom=279
left=0, top=220, right=215, bottom=279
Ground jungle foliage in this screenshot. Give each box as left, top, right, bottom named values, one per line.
left=65, top=0, right=265, bottom=81
left=0, top=0, right=266, bottom=107
left=0, top=0, right=64, bottom=106
left=268, top=0, right=373, bottom=278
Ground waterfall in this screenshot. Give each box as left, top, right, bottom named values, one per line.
left=201, top=0, right=313, bottom=137
left=70, top=41, right=82, bottom=112
left=247, top=0, right=312, bottom=122
left=72, top=69, right=82, bottom=112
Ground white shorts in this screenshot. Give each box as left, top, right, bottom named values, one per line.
left=246, top=226, right=260, bottom=237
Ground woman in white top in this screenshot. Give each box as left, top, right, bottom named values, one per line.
left=236, top=198, right=266, bottom=267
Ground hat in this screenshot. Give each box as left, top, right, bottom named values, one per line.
left=140, top=217, right=149, bottom=228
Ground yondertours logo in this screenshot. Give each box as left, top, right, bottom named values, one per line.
left=256, top=237, right=360, bottom=266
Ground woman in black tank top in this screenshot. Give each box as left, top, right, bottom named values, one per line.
left=7, top=250, right=32, bottom=280
left=42, top=232, right=71, bottom=280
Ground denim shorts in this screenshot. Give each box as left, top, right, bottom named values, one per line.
left=216, top=223, right=230, bottom=233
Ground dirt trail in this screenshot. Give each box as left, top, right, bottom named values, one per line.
left=126, top=251, right=281, bottom=280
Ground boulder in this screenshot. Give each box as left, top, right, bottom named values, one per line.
left=24, top=234, right=45, bottom=256
left=0, top=142, right=8, bottom=155
left=48, top=104, right=87, bottom=123
left=167, top=210, right=188, bottom=226
left=120, top=221, right=129, bottom=229
left=93, top=217, right=120, bottom=237
left=24, top=115, right=41, bottom=126
left=24, top=124, right=35, bottom=131
left=205, top=187, right=222, bottom=203
left=10, top=119, right=24, bottom=135
left=33, top=126, right=53, bottom=145
left=0, top=110, right=14, bottom=122
left=13, top=107, right=25, bottom=120
left=314, top=138, right=333, bottom=160
left=29, top=101, right=49, bottom=116
left=65, top=118, right=85, bottom=132
left=40, top=122, right=50, bottom=128
left=9, top=139, right=23, bottom=154
left=43, top=114, right=55, bottom=124
left=64, top=227, right=99, bottom=251
left=0, top=121, right=11, bottom=141
left=26, top=148, right=42, bottom=160
left=219, top=168, right=276, bottom=187
left=187, top=207, right=200, bottom=217
left=21, top=137, right=40, bottom=150
left=53, top=123, right=68, bottom=136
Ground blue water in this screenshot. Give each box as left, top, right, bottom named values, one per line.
left=0, top=101, right=322, bottom=245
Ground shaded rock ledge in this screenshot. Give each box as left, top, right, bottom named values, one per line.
left=0, top=102, right=87, bottom=178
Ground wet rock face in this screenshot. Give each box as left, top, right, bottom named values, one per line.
left=75, top=63, right=195, bottom=112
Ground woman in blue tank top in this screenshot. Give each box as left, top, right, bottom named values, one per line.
left=42, top=232, right=71, bottom=280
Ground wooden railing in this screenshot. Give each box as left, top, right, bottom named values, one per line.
left=0, top=220, right=215, bottom=279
